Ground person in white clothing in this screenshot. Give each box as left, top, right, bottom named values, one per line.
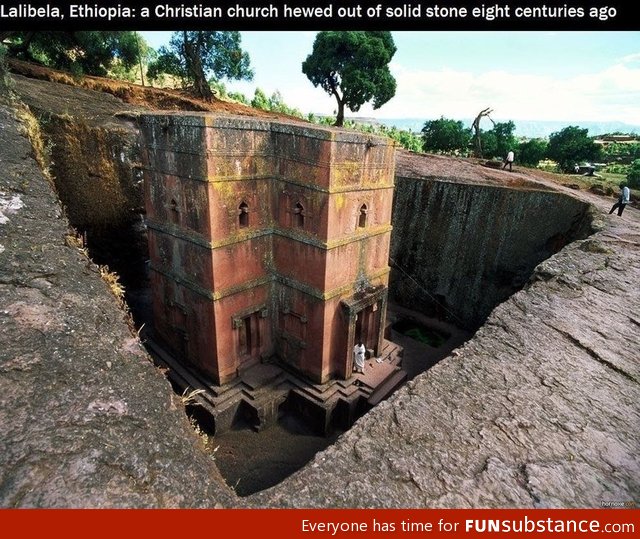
left=502, top=150, right=515, bottom=171
left=609, top=183, right=631, bottom=216
left=353, top=340, right=366, bottom=374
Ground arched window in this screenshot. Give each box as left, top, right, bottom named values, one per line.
left=169, top=198, right=179, bottom=224
left=358, top=204, right=368, bottom=228
left=238, top=201, right=249, bottom=228
left=293, top=202, right=305, bottom=228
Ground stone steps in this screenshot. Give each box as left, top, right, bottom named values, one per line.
left=145, top=336, right=405, bottom=434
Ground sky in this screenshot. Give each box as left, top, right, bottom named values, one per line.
left=140, top=32, right=640, bottom=124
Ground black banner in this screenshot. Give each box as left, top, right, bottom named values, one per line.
left=0, top=0, right=634, bottom=31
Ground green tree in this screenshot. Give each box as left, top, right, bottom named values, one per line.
left=251, top=87, right=269, bottom=110
left=147, top=31, right=253, bottom=100
left=493, top=121, right=517, bottom=159
left=518, top=138, right=548, bottom=167
left=268, top=90, right=286, bottom=111
left=228, top=91, right=248, bottom=105
left=302, top=31, right=397, bottom=127
left=391, top=129, right=422, bottom=153
left=108, top=34, right=155, bottom=84
left=547, top=126, right=602, bottom=172
left=265, top=90, right=303, bottom=118
left=421, top=117, right=472, bottom=154
left=248, top=88, right=303, bottom=117
left=6, top=31, right=139, bottom=76
left=480, top=121, right=517, bottom=159
left=627, top=159, right=640, bottom=189
left=386, top=129, right=419, bottom=153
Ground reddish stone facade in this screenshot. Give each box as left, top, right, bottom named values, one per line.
left=139, top=114, right=395, bottom=385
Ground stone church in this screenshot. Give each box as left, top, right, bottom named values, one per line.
left=139, top=113, right=396, bottom=390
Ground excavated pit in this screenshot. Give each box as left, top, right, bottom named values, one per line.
left=10, top=75, right=600, bottom=496
left=68, top=166, right=595, bottom=495
left=41, top=143, right=595, bottom=495
left=114, top=161, right=593, bottom=496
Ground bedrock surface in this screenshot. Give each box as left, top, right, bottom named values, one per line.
left=0, top=102, right=236, bottom=507
left=251, top=226, right=639, bottom=507
left=250, top=159, right=639, bottom=507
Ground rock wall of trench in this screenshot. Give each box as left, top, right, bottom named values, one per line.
left=390, top=177, right=597, bottom=328
left=12, top=75, right=143, bottom=232
left=42, top=115, right=142, bottom=230
left=0, top=100, right=238, bottom=507
left=11, top=75, right=148, bottom=285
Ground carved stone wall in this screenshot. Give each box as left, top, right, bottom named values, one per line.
left=139, top=114, right=395, bottom=384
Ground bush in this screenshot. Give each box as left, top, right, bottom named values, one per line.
left=227, top=91, right=248, bottom=104
left=627, top=159, right=640, bottom=189
left=602, top=163, right=629, bottom=174
left=518, top=138, right=548, bottom=167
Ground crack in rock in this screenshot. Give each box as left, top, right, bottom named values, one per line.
left=544, top=322, right=637, bottom=384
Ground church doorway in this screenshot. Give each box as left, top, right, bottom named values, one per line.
left=341, top=285, right=388, bottom=378
left=355, top=302, right=380, bottom=354
left=236, top=310, right=262, bottom=369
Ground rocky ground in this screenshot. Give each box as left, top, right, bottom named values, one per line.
left=0, top=100, right=236, bottom=507
left=7, top=58, right=296, bottom=120
left=1, top=68, right=638, bottom=508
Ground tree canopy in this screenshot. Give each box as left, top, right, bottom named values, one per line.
left=302, top=31, right=397, bottom=127
left=480, top=120, right=517, bottom=160
left=147, top=31, right=253, bottom=100
left=421, top=117, right=472, bottom=154
left=5, top=31, right=140, bottom=77
left=546, top=126, right=602, bottom=172
left=517, top=138, right=548, bottom=167
left=627, top=159, right=640, bottom=189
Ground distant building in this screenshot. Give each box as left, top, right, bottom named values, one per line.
left=594, top=134, right=639, bottom=146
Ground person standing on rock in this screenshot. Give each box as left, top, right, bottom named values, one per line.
left=353, top=339, right=366, bottom=374
left=502, top=150, right=515, bottom=171
left=609, top=182, right=631, bottom=216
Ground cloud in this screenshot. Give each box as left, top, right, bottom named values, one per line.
left=359, top=61, right=640, bottom=124
left=618, top=52, right=640, bottom=65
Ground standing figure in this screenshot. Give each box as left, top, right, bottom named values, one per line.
left=353, top=340, right=366, bottom=374
left=609, top=183, right=631, bottom=216
left=502, top=150, right=515, bottom=171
